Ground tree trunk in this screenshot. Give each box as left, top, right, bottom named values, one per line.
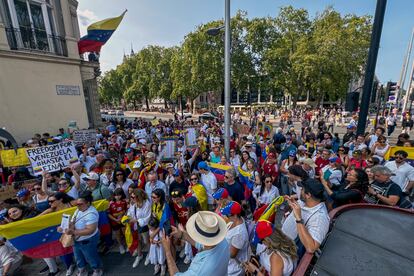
left=133, top=99, right=137, bottom=111
left=164, top=99, right=168, bottom=109
left=145, top=97, right=150, bottom=110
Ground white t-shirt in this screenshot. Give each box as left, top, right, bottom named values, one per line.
left=108, top=179, right=134, bottom=196
left=253, top=185, right=280, bottom=205
left=226, top=220, right=250, bottom=276
left=282, top=202, right=330, bottom=245
left=73, top=206, right=99, bottom=241
left=385, top=161, right=414, bottom=191
left=67, top=186, right=79, bottom=199
left=201, top=172, right=218, bottom=204
left=127, top=200, right=151, bottom=230
left=79, top=155, right=96, bottom=172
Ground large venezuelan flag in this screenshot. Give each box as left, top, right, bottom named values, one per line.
left=78, top=11, right=126, bottom=54
left=0, top=200, right=110, bottom=259
left=208, top=162, right=232, bottom=182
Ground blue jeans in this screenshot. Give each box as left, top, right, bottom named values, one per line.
left=73, top=232, right=102, bottom=270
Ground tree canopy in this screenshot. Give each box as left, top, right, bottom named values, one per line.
left=98, top=6, right=372, bottom=108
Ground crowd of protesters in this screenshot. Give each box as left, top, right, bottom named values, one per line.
left=0, top=107, right=413, bottom=276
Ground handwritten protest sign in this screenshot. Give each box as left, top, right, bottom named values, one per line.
left=0, top=148, right=30, bottom=167
left=161, top=138, right=177, bottom=161
left=26, top=141, right=79, bottom=175
left=185, top=128, right=197, bottom=147
left=134, top=129, right=147, bottom=139
left=73, top=129, right=97, bottom=146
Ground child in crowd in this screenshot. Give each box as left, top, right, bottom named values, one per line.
left=146, top=217, right=166, bottom=276
left=107, top=188, right=128, bottom=254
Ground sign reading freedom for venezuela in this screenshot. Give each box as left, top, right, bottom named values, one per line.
left=26, top=141, right=79, bottom=175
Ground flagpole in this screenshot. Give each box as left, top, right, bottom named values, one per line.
left=395, top=28, right=414, bottom=108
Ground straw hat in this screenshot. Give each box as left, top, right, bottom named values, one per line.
left=186, top=211, right=228, bottom=246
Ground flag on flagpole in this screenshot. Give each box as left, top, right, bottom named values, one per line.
left=78, top=10, right=127, bottom=54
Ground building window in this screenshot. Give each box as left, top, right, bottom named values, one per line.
left=4, top=0, right=67, bottom=56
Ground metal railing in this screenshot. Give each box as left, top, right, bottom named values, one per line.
left=5, top=27, right=67, bottom=57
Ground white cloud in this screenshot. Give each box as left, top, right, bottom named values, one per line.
left=77, top=9, right=98, bottom=35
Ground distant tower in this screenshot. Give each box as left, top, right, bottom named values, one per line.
left=130, top=43, right=135, bottom=56
left=123, top=48, right=127, bottom=62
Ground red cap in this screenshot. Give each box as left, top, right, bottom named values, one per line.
left=256, top=220, right=273, bottom=240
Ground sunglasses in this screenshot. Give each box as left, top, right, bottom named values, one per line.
left=34, top=187, right=41, bottom=191
left=171, top=191, right=180, bottom=197
left=338, top=149, right=344, bottom=152
left=48, top=200, right=55, bottom=204
left=151, top=196, right=159, bottom=200
left=395, top=156, right=405, bottom=160
left=224, top=175, right=230, bottom=179
left=190, top=178, right=198, bottom=181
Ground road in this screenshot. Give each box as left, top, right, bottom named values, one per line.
left=103, top=111, right=400, bottom=144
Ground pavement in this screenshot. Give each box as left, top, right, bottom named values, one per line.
left=105, top=111, right=400, bottom=144
left=18, top=250, right=189, bottom=276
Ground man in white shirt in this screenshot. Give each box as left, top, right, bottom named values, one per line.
left=385, top=150, right=414, bottom=192
left=368, top=127, right=386, bottom=149
left=144, top=171, right=167, bottom=199
left=198, top=161, right=218, bottom=210
left=282, top=178, right=330, bottom=257
left=79, top=147, right=97, bottom=172
left=345, top=134, right=367, bottom=157
left=386, top=114, right=397, bottom=136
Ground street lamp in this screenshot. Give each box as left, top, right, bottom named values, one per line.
left=206, top=0, right=231, bottom=160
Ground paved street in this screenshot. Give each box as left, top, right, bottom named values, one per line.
left=105, top=111, right=400, bottom=144
left=18, top=251, right=189, bottom=276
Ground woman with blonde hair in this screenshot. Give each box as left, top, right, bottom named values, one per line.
left=245, top=221, right=297, bottom=276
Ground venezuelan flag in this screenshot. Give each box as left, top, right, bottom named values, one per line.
left=189, top=184, right=208, bottom=210
left=121, top=216, right=138, bottom=255
left=78, top=10, right=126, bottom=54
left=208, top=162, right=232, bottom=182
left=238, top=167, right=255, bottom=200
left=0, top=200, right=110, bottom=259
left=253, top=196, right=284, bottom=222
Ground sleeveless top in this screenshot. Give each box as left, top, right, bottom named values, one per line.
left=257, top=243, right=295, bottom=276
left=33, top=194, right=49, bottom=212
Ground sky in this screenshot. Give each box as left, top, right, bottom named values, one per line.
left=77, top=0, right=414, bottom=87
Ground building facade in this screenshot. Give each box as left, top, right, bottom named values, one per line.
left=0, top=0, right=101, bottom=143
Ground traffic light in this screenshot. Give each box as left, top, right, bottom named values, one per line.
left=385, top=81, right=398, bottom=102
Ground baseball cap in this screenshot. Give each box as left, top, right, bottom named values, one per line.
left=220, top=201, right=242, bottom=216
left=212, top=188, right=229, bottom=200
left=329, top=157, right=341, bottom=164
left=198, top=161, right=209, bottom=171
left=302, top=158, right=316, bottom=168
left=298, top=145, right=306, bottom=151
left=87, top=147, right=96, bottom=152
left=289, top=150, right=297, bottom=157
left=83, top=172, right=99, bottom=181
left=255, top=220, right=273, bottom=240
left=297, top=178, right=326, bottom=201
left=16, top=188, right=29, bottom=198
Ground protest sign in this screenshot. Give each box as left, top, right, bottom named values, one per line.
left=73, top=129, right=97, bottom=146
left=134, top=129, right=147, bottom=139
left=185, top=128, right=197, bottom=147
left=234, top=123, right=250, bottom=135
left=161, top=138, right=177, bottom=161
left=0, top=148, right=30, bottom=167
left=151, top=119, right=160, bottom=126
left=26, top=141, right=79, bottom=175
